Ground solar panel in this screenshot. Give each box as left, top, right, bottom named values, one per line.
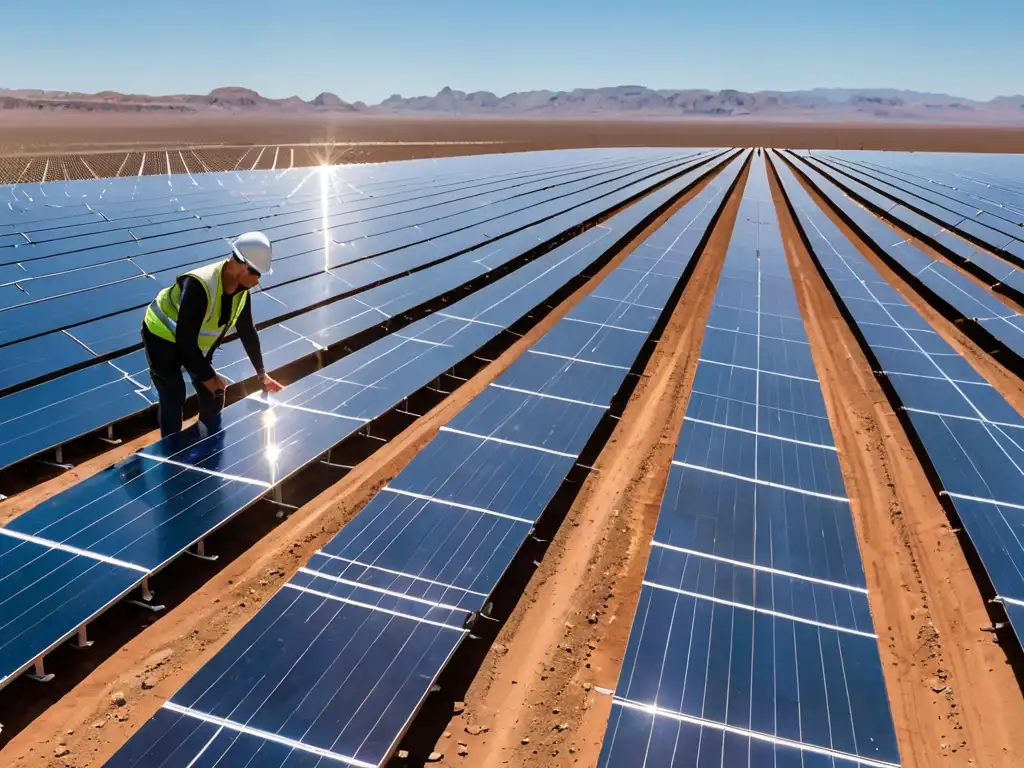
left=597, top=155, right=901, bottom=768
left=774, top=150, right=1024, bottom=665
left=0, top=152, right=726, bottom=476
left=830, top=152, right=1024, bottom=229
left=0, top=152, right=730, bottom=713
left=788, top=154, right=1024, bottom=371
left=810, top=154, right=1024, bottom=268
left=104, top=151, right=749, bottom=768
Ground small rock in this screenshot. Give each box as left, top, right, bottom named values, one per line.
left=570, top=746, right=577, bottom=754
left=583, top=683, right=593, bottom=691
left=111, top=691, right=126, bottom=707
left=552, top=707, right=561, bottom=714
left=55, top=747, right=70, bottom=758
left=117, top=713, right=130, bottom=722
left=141, top=678, right=157, bottom=690
left=587, top=613, right=599, bottom=624
left=67, top=729, right=74, bottom=735
left=458, top=745, right=469, bottom=756
left=92, top=720, right=105, bottom=729
left=426, top=752, right=443, bottom=763
left=457, top=741, right=468, bottom=747
left=555, top=723, right=570, bottom=732
left=466, top=724, right=484, bottom=736
left=443, top=731, right=451, bottom=739
left=521, top=737, right=531, bottom=745
left=452, top=701, right=466, bottom=715
left=396, top=750, right=409, bottom=759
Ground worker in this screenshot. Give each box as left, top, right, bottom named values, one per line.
left=141, top=231, right=283, bottom=439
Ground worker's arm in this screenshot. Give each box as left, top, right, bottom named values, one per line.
left=175, top=276, right=218, bottom=384
left=235, top=298, right=266, bottom=377
left=237, top=299, right=283, bottom=392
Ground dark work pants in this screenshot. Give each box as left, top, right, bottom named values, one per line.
left=142, top=326, right=225, bottom=438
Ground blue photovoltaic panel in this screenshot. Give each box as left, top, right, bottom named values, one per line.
left=826, top=151, right=1024, bottom=244
left=598, top=155, right=901, bottom=768
left=0, top=152, right=729, bottom=707
left=789, top=154, right=1024, bottom=369
left=798, top=154, right=1024, bottom=305
left=0, top=150, right=727, bottom=472
left=774, top=151, right=1024, bottom=661
left=106, top=152, right=747, bottom=768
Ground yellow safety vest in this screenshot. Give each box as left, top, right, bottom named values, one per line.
left=144, top=261, right=248, bottom=352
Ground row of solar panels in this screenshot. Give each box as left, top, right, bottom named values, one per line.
left=102, top=151, right=751, bottom=768
left=776, top=153, right=1024, bottom=664
left=1, top=150, right=728, bottom=478
left=0, top=150, right=737, bottom=725
left=827, top=150, right=1024, bottom=233
left=796, top=154, right=1024, bottom=375
left=599, top=155, right=901, bottom=768
left=5, top=146, right=1021, bottom=766
left=812, top=152, right=1024, bottom=273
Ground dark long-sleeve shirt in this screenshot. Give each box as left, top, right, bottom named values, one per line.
left=146, top=275, right=265, bottom=383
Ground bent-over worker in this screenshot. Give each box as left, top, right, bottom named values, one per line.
left=141, top=230, right=283, bottom=438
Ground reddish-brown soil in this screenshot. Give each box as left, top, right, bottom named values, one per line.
left=3, top=114, right=1024, bottom=183
left=3, top=124, right=1024, bottom=768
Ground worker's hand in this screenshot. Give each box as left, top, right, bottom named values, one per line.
left=201, top=374, right=227, bottom=394
left=259, top=373, right=283, bottom=393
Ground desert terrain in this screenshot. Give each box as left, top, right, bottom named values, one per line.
left=1, top=115, right=1024, bottom=768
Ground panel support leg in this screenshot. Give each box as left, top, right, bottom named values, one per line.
left=187, top=538, right=218, bottom=562
left=38, top=445, right=74, bottom=470
left=129, top=578, right=166, bottom=612
left=27, top=658, right=55, bottom=683
left=69, top=626, right=94, bottom=650
left=98, top=425, right=123, bottom=446
left=320, top=449, right=352, bottom=470
left=265, top=485, right=298, bottom=519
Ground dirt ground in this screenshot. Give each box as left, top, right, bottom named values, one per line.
left=3, top=113, right=1024, bottom=183
left=3, top=123, right=1024, bottom=768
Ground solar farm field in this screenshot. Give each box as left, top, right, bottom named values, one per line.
left=2, top=145, right=1024, bottom=768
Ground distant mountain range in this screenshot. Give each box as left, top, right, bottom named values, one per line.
left=2, top=85, right=1023, bottom=122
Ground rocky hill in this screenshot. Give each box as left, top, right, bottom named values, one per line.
left=1, top=84, right=1022, bottom=122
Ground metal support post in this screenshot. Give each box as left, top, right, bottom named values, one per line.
left=98, top=425, right=123, bottom=446
left=69, top=626, right=94, bottom=649
left=265, top=485, right=298, bottom=519
left=187, top=538, right=218, bottom=561
left=128, top=577, right=166, bottom=612
left=28, top=658, right=55, bottom=683
left=38, top=445, right=74, bottom=470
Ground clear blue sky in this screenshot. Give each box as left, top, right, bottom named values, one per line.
left=3, top=0, right=1021, bottom=102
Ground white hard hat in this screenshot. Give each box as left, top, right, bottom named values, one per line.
left=231, top=231, right=273, bottom=275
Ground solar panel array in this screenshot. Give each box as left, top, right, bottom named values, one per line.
left=773, top=151, right=1024, bottom=666
left=6, top=143, right=1024, bottom=763
left=0, top=150, right=741, bottom=700
left=105, top=152, right=749, bottom=768
left=1, top=149, right=732, bottom=477
left=795, top=153, right=1024, bottom=311
left=787, top=153, right=1024, bottom=375
left=598, top=155, right=902, bottom=768
left=822, top=151, right=1024, bottom=262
